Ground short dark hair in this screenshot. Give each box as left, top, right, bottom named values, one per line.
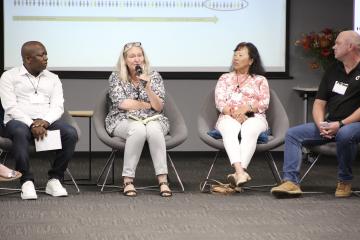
left=233, top=42, right=265, bottom=76
left=21, top=41, right=44, bottom=61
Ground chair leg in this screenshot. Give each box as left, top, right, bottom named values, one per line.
left=0, top=150, right=80, bottom=195
left=243, top=151, right=281, bottom=190
left=65, top=168, right=80, bottom=193
left=200, top=151, right=220, bottom=192
left=96, top=150, right=118, bottom=192
left=299, top=153, right=360, bottom=195
left=97, top=150, right=185, bottom=193
left=265, top=151, right=282, bottom=184
left=0, top=187, right=21, bottom=196
left=299, top=154, right=320, bottom=183
left=167, top=153, right=185, bottom=192
left=353, top=191, right=360, bottom=197
left=298, top=154, right=328, bottom=194
left=135, top=154, right=185, bottom=192
left=96, top=150, right=116, bottom=186
left=101, top=157, right=115, bottom=192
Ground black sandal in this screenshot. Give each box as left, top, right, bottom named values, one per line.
left=123, top=182, right=137, bottom=197
left=159, top=182, right=172, bottom=197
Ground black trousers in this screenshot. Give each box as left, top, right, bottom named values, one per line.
left=4, top=120, right=78, bottom=184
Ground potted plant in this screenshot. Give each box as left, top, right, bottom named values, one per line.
left=295, top=28, right=339, bottom=71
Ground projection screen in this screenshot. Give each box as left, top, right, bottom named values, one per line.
left=2, top=0, right=289, bottom=79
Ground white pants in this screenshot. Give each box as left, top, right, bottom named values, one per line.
left=217, top=115, right=267, bottom=168
left=113, top=119, right=168, bottom=178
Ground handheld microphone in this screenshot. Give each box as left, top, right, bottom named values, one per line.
left=135, top=65, right=143, bottom=76
left=135, top=65, right=147, bottom=86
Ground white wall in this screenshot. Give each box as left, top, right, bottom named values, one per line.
left=62, top=0, right=353, bottom=152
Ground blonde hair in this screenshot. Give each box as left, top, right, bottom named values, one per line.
left=116, top=42, right=151, bottom=82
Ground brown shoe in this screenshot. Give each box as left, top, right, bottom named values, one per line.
left=271, top=181, right=302, bottom=198
left=335, top=181, right=352, bottom=198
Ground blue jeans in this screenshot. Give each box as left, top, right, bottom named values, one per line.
left=4, top=120, right=78, bottom=184
left=283, top=122, right=360, bottom=184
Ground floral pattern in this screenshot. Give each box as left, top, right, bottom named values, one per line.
left=215, top=72, right=270, bottom=128
left=105, top=71, right=169, bottom=134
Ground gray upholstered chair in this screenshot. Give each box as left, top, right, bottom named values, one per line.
left=94, top=88, right=187, bottom=192
left=0, top=109, right=81, bottom=195
left=198, top=88, right=287, bottom=191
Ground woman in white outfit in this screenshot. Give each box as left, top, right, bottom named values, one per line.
left=105, top=42, right=171, bottom=197
left=215, top=42, right=270, bottom=187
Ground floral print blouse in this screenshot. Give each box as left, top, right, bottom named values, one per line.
left=215, top=72, right=270, bottom=128
left=105, top=70, right=169, bottom=135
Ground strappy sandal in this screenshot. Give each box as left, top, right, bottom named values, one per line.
left=159, top=182, right=172, bottom=197
left=123, top=182, right=137, bottom=197
left=0, top=164, right=22, bottom=182
left=227, top=172, right=251, bottom=187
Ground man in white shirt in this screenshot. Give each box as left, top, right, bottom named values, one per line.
left=0, top=41, right=78, bottom=200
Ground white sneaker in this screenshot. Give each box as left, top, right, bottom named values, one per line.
left=45, top=179, right=68, bottom=197
left=21, top=181, right=38, bottom=200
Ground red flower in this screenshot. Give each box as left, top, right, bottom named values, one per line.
left=301, top=37, right=311, bottom=50
left=321, top=48, right=331, bottom=57
left=295, top=28, right=339, bottom=71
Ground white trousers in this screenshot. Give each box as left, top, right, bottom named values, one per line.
left=113, top=119, right=168, bottom=178
left=217, top=115, right=267, bottom=168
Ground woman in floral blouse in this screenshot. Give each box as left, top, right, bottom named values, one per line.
left=215, top=42, right=270, bottom=187
left=105, top=42, right=171, bottom=197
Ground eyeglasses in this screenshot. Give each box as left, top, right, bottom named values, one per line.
left=123, top=42, right=142, bottom=52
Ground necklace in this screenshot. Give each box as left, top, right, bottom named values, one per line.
left=26, top=74, right=41, bottom=94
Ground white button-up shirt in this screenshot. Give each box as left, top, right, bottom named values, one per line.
left=0, top=65, right=64, bottom=127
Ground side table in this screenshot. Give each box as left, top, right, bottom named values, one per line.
left=293, top=86, right=318, bottom=123
left=68, top=110, right=94, bottom=181
left=292, top=87, right=319, bottom=164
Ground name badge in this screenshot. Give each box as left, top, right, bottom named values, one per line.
left=30, top=93, right=44, bottom=103
left=332, top=81, right=348, bottom=95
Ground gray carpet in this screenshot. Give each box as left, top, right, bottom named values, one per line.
left=0, top=151, right=359, bottom=240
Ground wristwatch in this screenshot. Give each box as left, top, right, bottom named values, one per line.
left=338, top=120, right=345, bottom=128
